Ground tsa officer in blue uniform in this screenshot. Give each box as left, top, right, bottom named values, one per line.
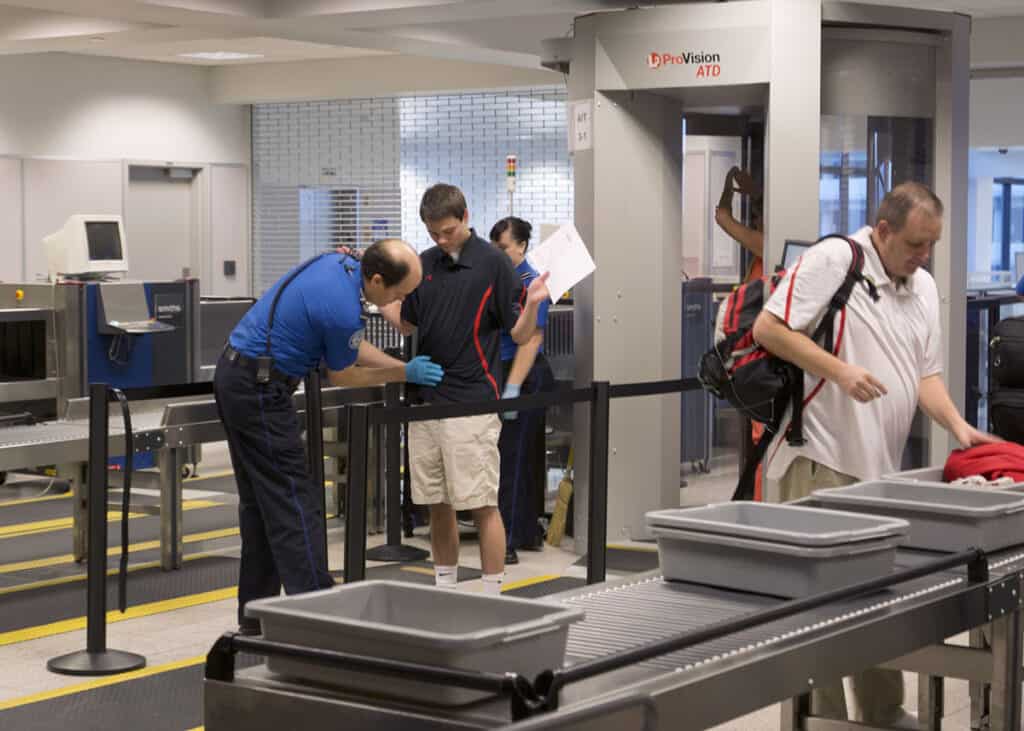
left=214, top=239, right=443, bottom=634
left=490, top=217, right=555, bottom=565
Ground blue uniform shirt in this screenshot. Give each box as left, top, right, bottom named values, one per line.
left=229, top=254, right=365, bottom=378
left=1017, top=274, right=1024, bottom=297
left=500, top=259, right=549, bottom=362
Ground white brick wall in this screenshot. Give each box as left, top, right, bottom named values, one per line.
left=400, top=87, right=572, bottom=251
left=252, top=87, right=572, bottom=293
left=252, top=98, right=401, bottom=292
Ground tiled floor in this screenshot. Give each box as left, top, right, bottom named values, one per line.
left=0, top=447, right=999, bottom=729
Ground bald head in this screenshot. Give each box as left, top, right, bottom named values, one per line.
left=360, top=238, right=422, bottom=307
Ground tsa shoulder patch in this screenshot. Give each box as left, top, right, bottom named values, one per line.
left=349, top=328, right=365, bottom=351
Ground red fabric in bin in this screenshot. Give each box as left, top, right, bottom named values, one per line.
left=944, top=442, right=1024, bottom=483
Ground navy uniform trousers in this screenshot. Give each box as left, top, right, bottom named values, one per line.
left=498, top=354, right=555, bottom=551
left=213, top=352, right=333, bottom=624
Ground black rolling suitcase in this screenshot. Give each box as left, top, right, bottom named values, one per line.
left=991, top=316, right=1024, bottom=389
left=989, top=316, right=1024, bottom=443
left=991, top=390, right=1024, bottom=443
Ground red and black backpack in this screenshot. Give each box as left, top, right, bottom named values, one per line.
left=698, top=235, right=879, bottom=500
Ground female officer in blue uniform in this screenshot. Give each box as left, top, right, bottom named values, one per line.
left=214, top=238, right=443, bottom=634
left=491, top=218, right=555, bottom=565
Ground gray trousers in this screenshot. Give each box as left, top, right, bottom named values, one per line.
left=778, top=456, right=906, bottom=724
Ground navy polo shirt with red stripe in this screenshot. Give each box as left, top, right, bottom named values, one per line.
left=401, top=231, right=523, bottom=403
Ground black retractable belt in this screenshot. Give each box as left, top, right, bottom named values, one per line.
left=110, top=388, right=133, bottom=612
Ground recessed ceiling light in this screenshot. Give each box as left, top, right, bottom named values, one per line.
left=177, top=51, right=265, bottom=61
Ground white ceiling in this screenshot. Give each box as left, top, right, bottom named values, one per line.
left=0, top=0, right=1021, bottom=68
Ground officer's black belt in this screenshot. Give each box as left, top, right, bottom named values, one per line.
left=223, top=345, right=302, bottom=390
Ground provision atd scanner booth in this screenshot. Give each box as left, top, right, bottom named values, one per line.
left=566, top=0, right=970, bottom=547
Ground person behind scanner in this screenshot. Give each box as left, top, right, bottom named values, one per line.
left=489, top=216, right=554, bottom=566
left=715, top=166, right=768, bottom=499
left=379, top=184, right=550, bottom=594
left=752, top=182, right=999, bottom=727
left=215, top=239, right=443, bottom=636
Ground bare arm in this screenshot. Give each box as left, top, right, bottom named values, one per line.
left=326, top=340, right=405, bottom=388
left=714, top=207, right=764, bottom=259
left=378, top=302, right=415, bottom=337
left=506, top=330, right=543, bottom=385
left=918, top=373, right=1001, bottom=447
left=752, top=311, right=888, bottom=403
left=355, top=340, right=405, bottom=369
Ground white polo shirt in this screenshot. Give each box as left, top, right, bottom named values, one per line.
left=762, top=226, right=943, bottom=481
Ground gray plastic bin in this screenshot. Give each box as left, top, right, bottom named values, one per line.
left=245, top=580, right=585, bottom=706
left=885, top=465, right=1024, bottom=491
left=650, top=525, right=904, bottom=598
left=813, top=480, right=1024, bottom=552
left=646, top=503, right=908, bottom=547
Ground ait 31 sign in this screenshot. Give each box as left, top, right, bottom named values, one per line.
left=647, top=51, right=722, bottom=78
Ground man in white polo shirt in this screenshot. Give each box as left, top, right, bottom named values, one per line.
left=753, top=181, right=998, bottom=727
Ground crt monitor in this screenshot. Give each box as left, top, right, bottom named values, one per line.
left=781, top=239, right=815, bottom=270
left=43, top=214, right=129, bottom=279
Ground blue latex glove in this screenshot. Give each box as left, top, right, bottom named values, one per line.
left=501, top=382, right=521, bottom=421
left=405, top=355, right=443, bottom=386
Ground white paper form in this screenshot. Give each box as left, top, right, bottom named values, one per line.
left=526, top=223, right=597, bottom=303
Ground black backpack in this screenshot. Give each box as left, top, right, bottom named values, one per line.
left=698, top=235, right=879, bottom=500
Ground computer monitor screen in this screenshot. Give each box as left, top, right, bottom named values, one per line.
left=86, top=222, right=123, bottom=261
left=44, top=214, right=128, bottom=279
left=782, top=240, right=814, bottom=270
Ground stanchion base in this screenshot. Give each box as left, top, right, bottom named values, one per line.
left=365, top=544, right=429, bottom=563
left=47, top=649, right=146, bottom=676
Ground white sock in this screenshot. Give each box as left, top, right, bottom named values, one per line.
left=482, top=572, right=504, bottom=595
left=435, top=564, right=458, bottom=587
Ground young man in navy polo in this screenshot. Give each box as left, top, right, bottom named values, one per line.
left=382, top=184, right=549, bottom=593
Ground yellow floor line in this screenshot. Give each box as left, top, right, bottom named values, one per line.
left=606, top=543, right=658, bottom=553
left=0, top=492, right=71, bottom=508
left=0, top=552, right=214, bottom=597
left=0, top=526, right=240, bottom=575
left=502, top=574, right=561, bottom=592
left=0, top=587, right=237, bottom=647
left=184, top=469, right=234, bottom=483
left=0, top=499, right=222, bottom=542
left=0, top=654, right=206, bottom=711
left=400, top=565, right=435, bottom=577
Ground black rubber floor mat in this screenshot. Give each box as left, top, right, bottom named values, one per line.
left=573, top=547, right=659, bottom=574
left=0, top=498, right=76, bottom=528
left=503, top=576, right=586, bottom=598
left=0, top=503, right=238, bottom=568
left=0, top=555, right=239, bottom=635
left=0, top=654, right=262, bottom=731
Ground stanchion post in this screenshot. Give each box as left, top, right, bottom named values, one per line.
left=344, top=403, right=370, bottom=582
left=587, top=381, right=611, bottom=585
left=366, top=384, right=428, bottom=563
left=384, top=382, right=401, bottom=546
left=48, top=382, right=145, bottom=676
left=304, top=371, right=326, bottom=563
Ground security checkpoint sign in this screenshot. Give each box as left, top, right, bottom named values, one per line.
left=568, top=100, right=593, bottom=153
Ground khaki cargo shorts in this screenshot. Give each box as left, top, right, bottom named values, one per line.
left=408, top=413, right=501, bottom=511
